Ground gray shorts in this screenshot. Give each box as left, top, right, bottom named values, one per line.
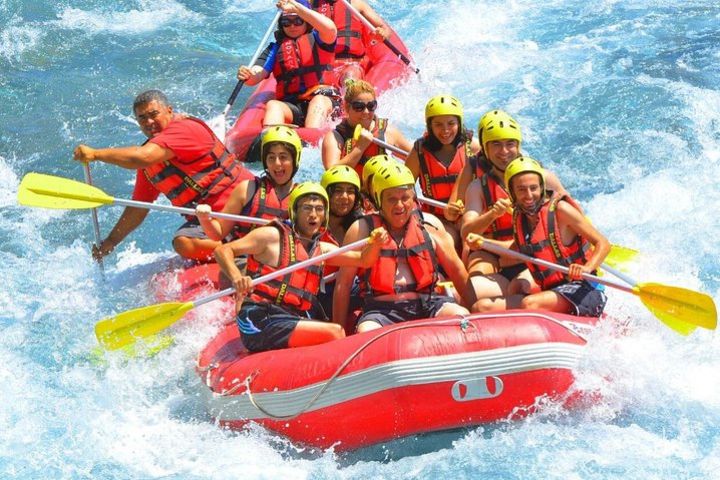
left=552, top=280, right=607, bottom=317
left=173, top=218, right=208, bottom=240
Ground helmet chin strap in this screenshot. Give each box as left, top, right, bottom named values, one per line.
left=517, top=194, right=546, bottom=216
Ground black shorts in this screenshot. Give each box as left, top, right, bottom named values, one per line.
left=357, top=295, right=456, bottom=328
left=499, top=263, right=528, bottom=282
left=283, top=87, right=341, bottom=124
left=236, top=301, right=305, bottom=352
left=552, top=280, right=607, bottom=317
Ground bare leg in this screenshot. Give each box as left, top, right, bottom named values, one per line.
left=519, top=290, right=574, bottom=313
left=356, top=320, right=382, bottom=333
left=304, top=95, right=333, bottom=128
left=467, top=249, right=502, bottom=276
left=288, top=320, right=345, bottom=347
left=172, top=236, right=219, bottom=261
left=263, top=100, right=294, bottom=126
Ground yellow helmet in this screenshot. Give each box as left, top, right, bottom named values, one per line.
left=372, top=163, right=415, bottom=207
left=288, top=182, right=329, bottom=226
left=480, top=110, right=522, bottom=150
left=425, top=94, right=463, bottom=121
left=321, top=165, right=361, bottom=191
left=504, top=156, right=545, bottom=201
left=261, top=125, right=302, bottom=173
left=361, top=154, right=394, bottom=186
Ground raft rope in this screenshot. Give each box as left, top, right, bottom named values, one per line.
left=241, top=315, right=479, bottom=420
left=223, top=311, right=590, bottom=420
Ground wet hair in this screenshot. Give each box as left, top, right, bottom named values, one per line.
left=423, top=118, right=469, bottom=152
left=133, top=90, right=169, bottom=112
left=343, top=79, right=376, bottom=103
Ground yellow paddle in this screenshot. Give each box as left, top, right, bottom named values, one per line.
left=17, top=172, right=270, bottom=227
left=95, top=236, right=371, bottom=350
left=474, top=238, right=716, bottom=335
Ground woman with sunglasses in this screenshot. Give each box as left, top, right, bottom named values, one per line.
left=321, top=79, right=410, bottom=182
left=404, top=95, right=481, bottom=249
left=236, top=0, right=338, bottom=128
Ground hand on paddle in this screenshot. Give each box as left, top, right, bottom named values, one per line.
left=465, top=232, right=484, bottom=251
left=369, top=24, right=391, bottom=42
left=354, top=122, right=376, bottom=151
left=490, top=198, right=513, bottom=218
left=444, top=199, right=465, bottom=222
left=230, top=274, right=253, bottom=314
left=368, top=226, right=388, bottom=245
left=73, top=145, right=97, bottom=163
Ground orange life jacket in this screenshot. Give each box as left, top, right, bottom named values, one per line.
left=513, top=192, right=590, bottom=289
left=334, top=118, right=388, bottom=179
left=358, top=213, right=439, bottom=296
left=479, top=172, right=514, bottom=240
left=313, top=0, right=366, bottom=59
left=141, top=117, right=245, bottom=208
left=273, top=32, right=336, bottom=100
left=416, top=136, right=472, bottom=216
left=233, top=177, right=291, bottom=239
left=246, top=221, right=324, bottom=313
left=319, top=228, right=340, bottom=277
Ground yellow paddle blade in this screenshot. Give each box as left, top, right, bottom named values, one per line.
left=17, top=172, right=115, bottom=209
left=88, top=335, right=175, bottom=365
left=634, top=282, right=717, bottom=335
left=605, top=244, right=639, bottom=269
left=95, top=301, right=194, bottom=350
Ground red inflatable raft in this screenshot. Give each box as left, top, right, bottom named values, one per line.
left=225, top=26, right=414, bottom=162
left=196, top=308, right=598, bottom=451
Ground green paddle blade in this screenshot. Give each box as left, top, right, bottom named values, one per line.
left=605, top=244, right=639, bottom=269
left=18, top=172, right=115, bottom=209
left=635, top=282, right=717, bottom=335
left=95, top=301, right=194, bottom=350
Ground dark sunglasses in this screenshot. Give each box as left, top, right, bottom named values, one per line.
left=280, top=16, right=305, bottom=27
left=350, top=99, right=378, bottom=112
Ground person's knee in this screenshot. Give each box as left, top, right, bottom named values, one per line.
left=172, top=236, right=214, bottom=260
left=328, top=323, right=345, bottom=340
left=436, top=302, right=470, bottom=317
left=520, top=295, right=542, bottom=310
left=471, top=297, right=497, bottom=313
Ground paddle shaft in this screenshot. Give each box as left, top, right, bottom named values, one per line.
left=479, top=240, right=634, bottom=294
left=222, top=11, right=282, bottom=117
left=340, top=0, right=418, bottom=73
left=193, top=237, right=371, bottom=308
left=111, top=197, right=269, bottom=226
left=83, top=164, right=105, bottom=273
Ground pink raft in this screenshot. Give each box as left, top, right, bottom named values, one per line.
left=225, top=27, right=414, bottom=162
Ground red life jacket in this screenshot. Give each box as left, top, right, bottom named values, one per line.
left=246, top=221, right=324, bottom=312
left=318, top=228, right=340, bottom=277
left=314, top=0, right=366, bottom=59
left=358, top=213, right=439, bottom=296
left=416, top=136, right=472, bottom=216
left=141, top=117, right=245, bottom=208
left=335, top=118, right=388, bottom=178
left=233, top=177, right=291, bottom=239
left=479, top=172, right=514, bottom=240
left=513, top=192, right=590, bottom=289
left=273, top=32, right=335, bottom=100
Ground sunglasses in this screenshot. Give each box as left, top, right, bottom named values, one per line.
left=349, top=99, right=378, bottom=112
left=280, top=16, right=305, bottom=27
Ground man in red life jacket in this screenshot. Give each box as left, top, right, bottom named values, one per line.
left=460, top=111, right=569, bottom=310
left=72, top=89, right=252, bottom=261
left=467, top=157, right=609, bottom=317
left=196, top=126, right=301, bottom=241
left=311, top=0, right=392, bottom=83
left=333, top=164, right=472, bottom=334
left=215, top=182, right=387, bottom=352
left=236, top=0, right=338, bottom=129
